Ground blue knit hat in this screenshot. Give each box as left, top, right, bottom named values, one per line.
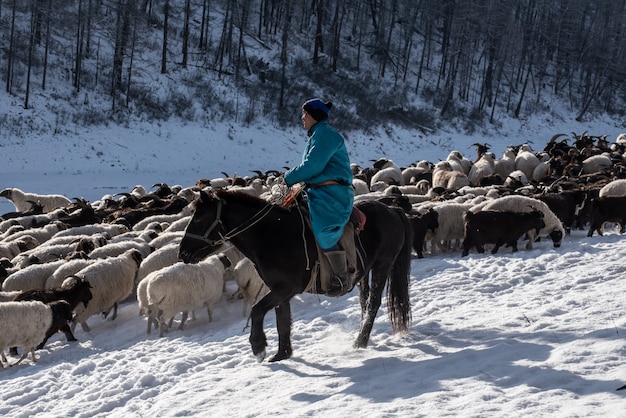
left=303, top=98, right=332, bottom=122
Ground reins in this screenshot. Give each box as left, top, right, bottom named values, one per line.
left=185, top=197, right=276, bottom=247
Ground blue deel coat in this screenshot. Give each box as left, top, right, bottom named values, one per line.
left=284, top=121, right=354, bottom=249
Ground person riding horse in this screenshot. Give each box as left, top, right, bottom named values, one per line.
left=284, top=98, right=354, bottom=297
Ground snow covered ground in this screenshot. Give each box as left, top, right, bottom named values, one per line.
left=1, top=113, right=626, bottom=416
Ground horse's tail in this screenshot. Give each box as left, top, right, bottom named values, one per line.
left=386, top=209, right=413, bottom=334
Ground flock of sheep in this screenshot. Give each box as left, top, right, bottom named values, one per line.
left=1, top=131, right=626, bottom=367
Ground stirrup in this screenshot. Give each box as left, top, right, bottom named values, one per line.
left=325, top=277, right=348, bottom=297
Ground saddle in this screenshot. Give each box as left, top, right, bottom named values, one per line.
left=301, top=206, right=366, bottom=294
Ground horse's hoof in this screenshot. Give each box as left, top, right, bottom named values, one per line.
left=255, top=350, right=266, bottom=363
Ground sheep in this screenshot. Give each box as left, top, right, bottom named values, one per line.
left=494, top=147, right=516, bottom=179
left=0, top=290, right=21, bottom=302
left=148, top=231, right=184, bottom=249
left=50, top=223, right=128, bottom=239
left=0, top=235, right=40, bottom=259
left=0, top=300, right=74, bottom=367
left=2, top=221, right=68, bottom=246
left=71, top=249, right=143, bottom=332
left=146, top=254, right=232, bottom=337
left=136, top=242, right=181, bottom=285
left=447, top=151, right=472, bottom=174
left=468, top=152, right=496, bottom=185
left=0, top=207, right=67, bottom=233
left=462, top=210, right=545, bottom=256
left=471, top=195, right=565, bottom=249
left=401, top=160, right=433, bottom=184
left=0, top=188, right=73, bottom=213
left=598, top=179, right=626, bottom=198
left=432, top=161, right=471, bottom=191
left=370, top=160, right=404, bottom=186
left=514, top=146, right=541, bottom=180
left=132, top=212, right=188, bottom=231
left=11, top=276, right=93, bottom=352
left=352, top=178, right=370, bottom=195
left=2, top=260, right=66, bottom=292
left=581, top=154, right=612, bottom=174
left=227, top=178, right=268, bottom=197
left=163, top=216, right=192, bottom=232
left=87, top=239, right=153, bottom=260
left=45, top=258, right=97, bottom=289
left=503, top=169, right=529, bottom=189
left=417, top=201, right=473, bottom=254
left=13, top=236, right=98, bottom=264
left=227, top=257, right=269, bottom=317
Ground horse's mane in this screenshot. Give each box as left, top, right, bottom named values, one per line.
left=214, top=188, right=289, bottom=212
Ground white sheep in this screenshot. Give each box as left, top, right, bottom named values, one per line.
left=468, top=152, right=496, bottom=185
left=228, top=257, right=269, bottom=317
left=146, top=254, right=232, bottom=337
left=0, top=235, right=40, bottom=260
left=581, top=154, right=612, bottom=174
left=447, top=151, right=472, bottom=174
left=227, top=178, right=268, bottom=197
left=416, top=201, right=473, bottom=254
left=599, top=179, right=626, bottom=198
left=71, top=249, right=143, bottom=332
left=136, top=242, right=181, bottom=285
left=0, top=300, right=73, bottom=367
left=87, top=239, right=153, bottom=260
left=432, top=161, right=471, bottom=190
left=370, top=160, right=404, bottom=186
left=145, top=231, right=182, bottom=250
left=2, top=221, right=68, bottom=246
left=352, top=178, right=370, bottom=195
left=45, top=258, right=97, bottom=289
left=50, top=223, right=128, bottom=239
left=401, top=160, right=433, bottom=184
left=0, top=290, right=21, bottom=302
left=0, top=188, right=72, bottom=213
left=494, top=147, right=516, bottom=180
left=2, top=260, right=66, bottom=292
left=163, top=216, right=192, bottom=232
left=514, top=145, right=541, bottom=180
left=132, top=213, right=187, bottom=231
left=470, top=195, right=565, bottom=249
left=503, top=169, right=529, bottom=189
left=0, top=208, right=67, bottom=233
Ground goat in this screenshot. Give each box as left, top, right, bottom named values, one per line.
left=587, top=196, right=626, bottom=237
left=462, top=210, right=545, bottom=256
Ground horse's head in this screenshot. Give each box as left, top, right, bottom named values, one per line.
left=179, top=190, right=226, bottom=264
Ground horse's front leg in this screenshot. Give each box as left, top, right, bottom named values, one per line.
left=354, top=271, right=385, bottom=349
left=249, top=294, right=273, bottom=362
left=269, top=301, right=292, bottom=362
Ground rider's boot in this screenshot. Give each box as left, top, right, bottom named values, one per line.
left=324, top=250, right=350, bottom=297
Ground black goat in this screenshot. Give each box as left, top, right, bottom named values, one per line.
left=408, top=209, right=439, bottom=258
left=462, top=210, right=545, bottom=256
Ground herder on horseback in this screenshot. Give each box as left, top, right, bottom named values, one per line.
left=283, top=98, right=354, bottom=297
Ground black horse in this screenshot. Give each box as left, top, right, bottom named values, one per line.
left=178, top=189, right=412, bottom=362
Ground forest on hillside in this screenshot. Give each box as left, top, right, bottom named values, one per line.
left=2, top=0, right=626, bottom=131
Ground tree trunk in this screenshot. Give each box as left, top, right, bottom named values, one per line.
left=161, top=0, right=169, bottom=74
left=182, top=0, right=191, bottom=68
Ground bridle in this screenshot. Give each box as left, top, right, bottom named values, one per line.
left=184, top=197, right=275, bottom=248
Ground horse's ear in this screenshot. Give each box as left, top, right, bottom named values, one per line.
left=199, top=190, right=211, bottom=202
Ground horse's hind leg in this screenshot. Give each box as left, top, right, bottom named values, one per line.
left=269, top=301, right=292, bottom=362
left=354, top=270, right=386, bottom=348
